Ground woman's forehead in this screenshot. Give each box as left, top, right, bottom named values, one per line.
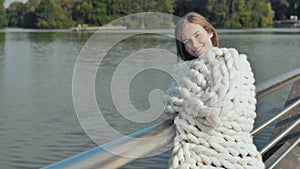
left=181, top=23, right=206, bottom=38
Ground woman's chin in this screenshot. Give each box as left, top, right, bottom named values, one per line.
left=195, top=51, right=204, bottom=57
left=195, top=49, right=205, bottom=56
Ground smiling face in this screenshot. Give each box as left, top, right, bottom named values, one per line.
left=181, top=23, right=214, bottom=57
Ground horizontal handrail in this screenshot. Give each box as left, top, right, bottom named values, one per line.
left=251, top=98, right=300, bottom=135
left=256, top=67, right=300, bottom=99
left=43, top=67, right=300, bottom=169
left=43, top=120, right=175, bottom=169
left=259, top=118, right=300, bottom=155
left=267, top=137, right=300, bottom=169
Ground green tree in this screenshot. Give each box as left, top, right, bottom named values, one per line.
left=287, top=0, right=300, bottom=19
left=206, top=0, right=229, bottom=28
left=270, top=0, right=289, bottom=20
left=227, top=0, right=253, bottom=28
left=175, top=0, right=273, bottom=28
left=22, top=0, right=40, bottom=28
left=74, top=0, right=108, bottom=26
left=35, top=0, right=72, bottom=28
left=174, top=0, right=208, bottom=18
left=71, top=1, right=90, bottom=24
left=108, top=0, right=140, bottom=15
left=251, top=0, right=273, bottom=27
left=139, top=0, right=175, bottom=28
left=0, top=0, right=7, bottom=28
left=103, top=0, right=141, bottom=25
left=141, top=0, right=174, bottom=13
left=55, top=0, right=81, bottom=20
left=13, top=0, right=74, bottom=28
left=6, top=2, right=26, bottom=27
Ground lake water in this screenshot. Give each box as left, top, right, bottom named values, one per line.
left=0, top=28, right=299, bottom=169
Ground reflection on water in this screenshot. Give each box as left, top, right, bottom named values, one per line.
left=0, top=28, right=299, bottom=169
left=95, top=34, right=176, bottom=137
left=0, top=31, right=96, bottom=169
left=220, top=33, right=300, bottom=83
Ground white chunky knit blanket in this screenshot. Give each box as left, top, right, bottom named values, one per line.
left=165, top=48, right=265, bottom=169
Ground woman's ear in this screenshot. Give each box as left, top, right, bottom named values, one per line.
left=209, top=32, right=213, bottom=38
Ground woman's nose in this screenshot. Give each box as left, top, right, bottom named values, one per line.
left=190, top=37, right=200, bottom=48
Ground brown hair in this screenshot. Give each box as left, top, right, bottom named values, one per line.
left=175, top=12, right=219, bottom=61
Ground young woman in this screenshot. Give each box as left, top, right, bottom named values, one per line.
left=166, top=12, right=265, bottom=169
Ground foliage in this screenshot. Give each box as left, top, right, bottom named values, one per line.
left=270, top=0, right=289, bottom=20
left=1, top=0, right=298, bottom=29
left=174, top=0, right=208, bottom=19
left=0, top=0, right=7, bottom=28
left=252, top=0, right=274, bottom=27
left=6, top=2, right=26, bottom=27
left=73, top=0, right=173, bottom=27
left=206, top=0, right=231, bottom=28
left=74, top=0, right=109, bottom=26
left=35, top=0, right=73, bottom=28
left=22, top=0, right=40, bottom=28
left=174, top=0, right=274, bottom=28
left=270, top=0, right=300, bottom=21
left=286, top=0, right=300, bottom=20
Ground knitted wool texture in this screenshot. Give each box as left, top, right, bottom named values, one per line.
left=165, top=48, right=265, bottom=169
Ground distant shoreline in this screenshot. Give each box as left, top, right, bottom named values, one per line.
left=1, top=27, right=300, bottom=34
left=274, top=20, right=300, bottom=28
left=70, top=25, right=127, bottom=32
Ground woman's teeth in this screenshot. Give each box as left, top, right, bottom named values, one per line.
left=194, top=44, right=204, bottom=53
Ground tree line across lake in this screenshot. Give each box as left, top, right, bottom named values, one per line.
left=0, top=0, right=299, bottom=29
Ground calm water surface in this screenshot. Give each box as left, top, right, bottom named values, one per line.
left=0, top=28, right=299, bottom=169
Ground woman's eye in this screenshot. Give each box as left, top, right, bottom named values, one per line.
left=195, top=33, right=202, bottom=38
left=183, top=40, right=190, bottom=45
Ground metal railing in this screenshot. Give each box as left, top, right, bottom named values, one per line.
left=43, top=67, right=300, bottom=169
left=267, top=137, right=300, bottom=169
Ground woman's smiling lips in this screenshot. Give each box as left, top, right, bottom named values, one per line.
left=193, top=44, right=204, bottom=55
